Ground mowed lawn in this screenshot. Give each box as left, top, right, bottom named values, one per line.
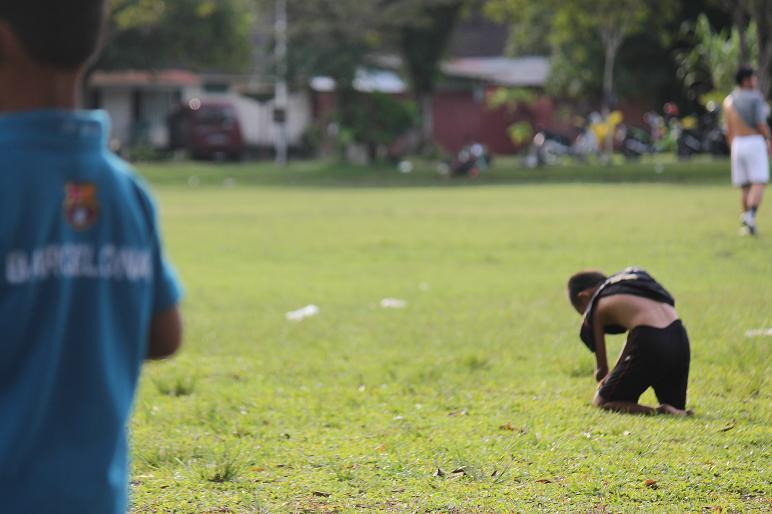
left=130, top=162, right=770, bottom=513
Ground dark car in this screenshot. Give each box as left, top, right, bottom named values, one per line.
left=169, top=99, right=245, bottom=161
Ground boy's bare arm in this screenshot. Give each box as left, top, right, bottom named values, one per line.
left=592, top=308, right=609, bottom=381
left=147, top=307, right=182, bottom=360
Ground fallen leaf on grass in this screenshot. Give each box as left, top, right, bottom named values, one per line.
left=312, top=491, right=331, bottom=498
left=718, top=423, right=735, bottom=432
left=536, top=478, right=552, bottom=484
left=644, top=479, right=658, bottom=489
left=432, top=468, right=445, bottom=477
left=448, top=409, right=468, bottom=417
left=250, top=467, right=266, bottom=473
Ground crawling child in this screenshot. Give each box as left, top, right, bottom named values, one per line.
left=567, top=268, right=691, bottom=416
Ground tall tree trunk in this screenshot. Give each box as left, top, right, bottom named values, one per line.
left=749, top=0, right=772, bottom=99
left=734, top=6, right=750, bottom=65
left=601, top=36, right=621, bottom=159
left=418, top=92, right=434, bottom=152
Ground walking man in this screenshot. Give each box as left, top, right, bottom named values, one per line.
left=724, top=66, right=771, bottom=236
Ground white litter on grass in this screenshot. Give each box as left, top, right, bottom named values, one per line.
left=745, top=328, right=772, bottom=337
left=285, top=305, right=320, bottom=322
left=380, top=298, right=407, bottom=309
left=398, top=160, right=414, bottom=174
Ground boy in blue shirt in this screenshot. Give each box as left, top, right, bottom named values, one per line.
left=0, top=1, right=183, bottom=512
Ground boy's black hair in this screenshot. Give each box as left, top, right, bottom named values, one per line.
left=567, top=271, right=607, bottom=309
left=0, top=0, right=106, bottom=69
left=735, top=66, right=756, bottom=86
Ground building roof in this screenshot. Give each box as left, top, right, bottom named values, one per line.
left=442, top=57, right=550, bottom=87
left=311, top=69, right=407, bottom=94
left=89, top=69, right=202, bottom=88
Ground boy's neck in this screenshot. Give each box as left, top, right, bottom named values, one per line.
left=0, top=66, right=83, bottom=113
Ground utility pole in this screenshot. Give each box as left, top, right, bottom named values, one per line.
left=274, top=0, right=289, bottom=166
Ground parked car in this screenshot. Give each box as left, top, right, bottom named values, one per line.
left=169, top=99, right=245, bottom=161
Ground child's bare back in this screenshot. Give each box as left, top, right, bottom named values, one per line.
left=567, top=268, right=691, bottom=416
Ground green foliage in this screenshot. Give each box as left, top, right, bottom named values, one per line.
left=486, top=87, right=537, bottom=111
left=278, top=0, right=382, bottom=86
left=677, top=14, right=760, bottom=105
left=129, top=159, right=770, bottom=511
left=110, top=0, right=166, bottom=30
left=486, top=0, right=678, bottom=100
left=485, top=88, right=538, bottom=148
left=485, top=0, right=552, bottom=55
left=507, top=121, right=534, bottom=146
left=343, top=92, right=418, bottom=148
left=99, top=0, right=254, bottom=72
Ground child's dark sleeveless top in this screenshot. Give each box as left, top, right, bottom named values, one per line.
left=580, top=268, right=675, bottom=352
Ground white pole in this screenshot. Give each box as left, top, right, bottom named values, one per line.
left=274, top=0, right=288, bottom=166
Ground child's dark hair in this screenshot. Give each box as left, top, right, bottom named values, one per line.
left=0, top=0, right=106, bottom=69
left=567, top=271, right=607, bottom=309
left=735, top=66, right=756, bottom=86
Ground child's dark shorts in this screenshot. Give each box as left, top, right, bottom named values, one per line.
left=598, top=320, right=690, bottom=409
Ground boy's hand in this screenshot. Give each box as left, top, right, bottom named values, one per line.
left=595, top=366, right=608, bottom=382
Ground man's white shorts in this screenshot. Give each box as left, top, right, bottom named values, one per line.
left=732, top=135, right=769, bottom=187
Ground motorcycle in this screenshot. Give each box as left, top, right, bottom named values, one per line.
left=448, top=142, right=492, bottom=178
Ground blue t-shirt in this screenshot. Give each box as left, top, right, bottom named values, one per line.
left=0, top=110, right=182, bottom=513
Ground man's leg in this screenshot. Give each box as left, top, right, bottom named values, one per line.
left=748, top=182, right=765, bottom=213
left=741, top=183, right=765, bottom=234
left=742, top=137, right=770, bottom=234
left=741, top=184, right=751, bottom=212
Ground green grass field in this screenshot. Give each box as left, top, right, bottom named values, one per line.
left=130, top=159, right=770, bottom=513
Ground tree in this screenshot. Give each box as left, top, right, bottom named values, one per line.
left=711, top=0, right=772, bottom=98
left=254, top=0, right=382, bottom=126
left=713, top=0, right=753, bottom=64
left=486, top=0, right=677, bottom=154
left=745, top=0, right=772, bottom=98
left=98, top=0, right=255, bottom=72
left=381, top=0, right=470, bottom=150
left=676, top=14, right=759, bottom=106
left=741, top=0, right=772, bottom=98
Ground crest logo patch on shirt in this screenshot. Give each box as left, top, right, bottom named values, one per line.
left=64, top=183, right=100, bottom=230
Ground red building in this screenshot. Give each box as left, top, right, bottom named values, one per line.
left=433, top=56, right=554, bottom=154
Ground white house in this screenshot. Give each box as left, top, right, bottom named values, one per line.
left=88, top=69, right=203, bottom=149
